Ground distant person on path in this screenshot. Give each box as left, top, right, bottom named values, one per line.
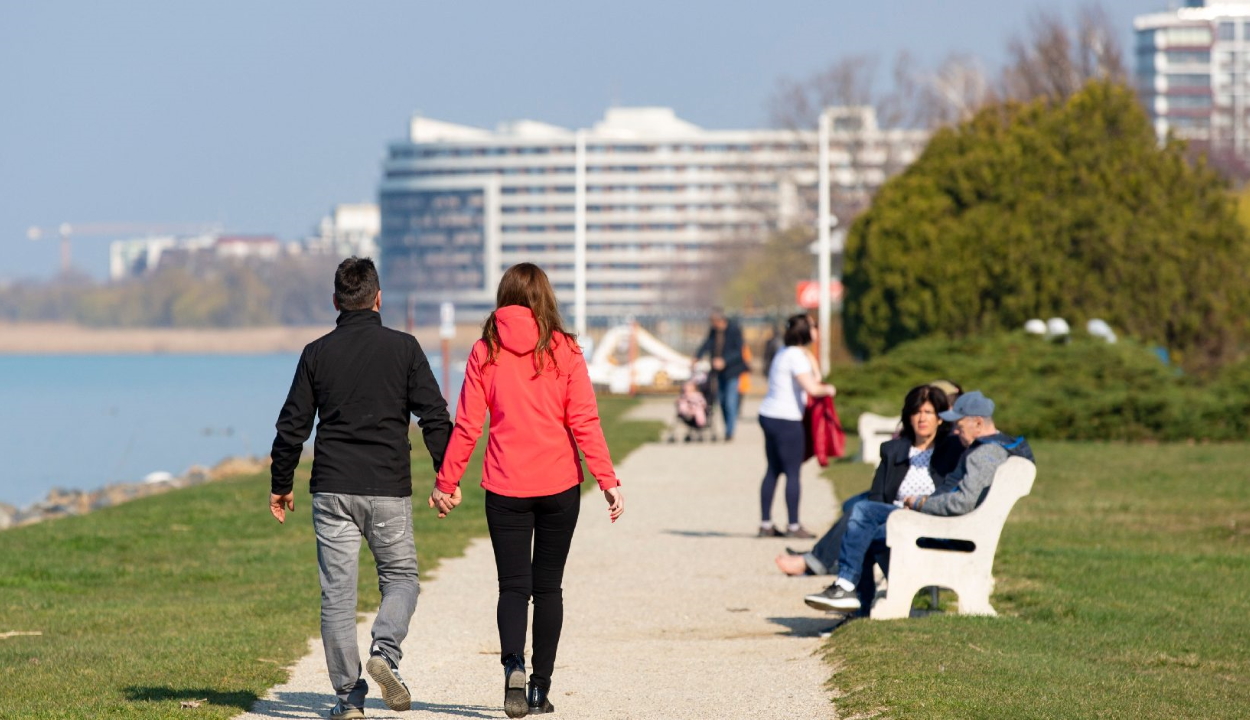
left=692, top=308, right=748, bottom=440
left=430, top=262, right=624, bottom=718
left=803, top=390, right=1034, bottom=614
left=757, top=314, right=836, bottom=539
left=762, top=323, right=784, bottom=377
left=268, top=257, right=452, bottom=720
left=776, top=384, right=962, bottom=608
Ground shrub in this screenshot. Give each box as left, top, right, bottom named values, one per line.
left=830, top=331, right=1247, bottom=442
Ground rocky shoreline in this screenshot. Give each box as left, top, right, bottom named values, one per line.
left=0, top=456, right=270, bottom=531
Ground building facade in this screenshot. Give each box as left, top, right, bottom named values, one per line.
left=1136, top=0, right=1250, bottom=155
left=378, top=106, right=928, bottom=324
left=307, top=203, right=381, bottom=259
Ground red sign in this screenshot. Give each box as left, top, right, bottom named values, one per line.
left=796, top=280, right=844, bottom=309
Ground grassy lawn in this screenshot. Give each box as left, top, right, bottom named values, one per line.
left=824, top=441, right=1250, bottom=719
left=0, top=395, right=660, bottom=720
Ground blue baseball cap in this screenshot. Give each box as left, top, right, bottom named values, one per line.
left=939, top=390, right=995, bottom=421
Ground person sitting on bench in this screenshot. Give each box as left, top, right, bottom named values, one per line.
left=804, top=390, right=1035, bottom=614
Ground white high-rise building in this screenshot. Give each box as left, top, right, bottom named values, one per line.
left=307, top=203, right=381, bottom=259
left=1136, top=1, right=1250, bottom=154
left=378, top=106, right=928, bottom=324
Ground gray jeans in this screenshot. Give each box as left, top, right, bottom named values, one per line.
left=312, top=493, right=420, bottom=708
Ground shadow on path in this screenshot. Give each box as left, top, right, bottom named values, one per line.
left=661, top=529, right=759, bottom=539
left=766, top=615, right=852, bottom=638
left=240, top=690, right=496, bottom=719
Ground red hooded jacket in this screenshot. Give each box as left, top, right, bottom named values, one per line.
left=435, top=305, right=620, bottom=498
left=804, top=395, right=846, bottom=467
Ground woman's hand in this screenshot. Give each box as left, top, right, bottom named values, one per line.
left=428, top=486, right=462, bottom=518
left=603, top=486, right=624, bottom=523
left=824, top=383, right=837, bottom=397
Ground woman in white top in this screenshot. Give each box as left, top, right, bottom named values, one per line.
left=757, top=314, right=836, bottom=538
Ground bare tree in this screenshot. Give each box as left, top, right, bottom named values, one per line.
left=1002, top=3, right=1126, bottom=103
left=770, top=55, right=881, bottom=131
left=922, top=53, right=992, bottom=126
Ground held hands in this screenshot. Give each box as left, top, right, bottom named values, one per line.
left=428, top=486, right=463, bottom=518
left=270, top=492, right=295, bottom=524
left=604, top=486, right=625, bottom=523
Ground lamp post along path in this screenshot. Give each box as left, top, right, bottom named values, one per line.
left=574, top=129, right=588, bottom=337
left=816, top=110, right=837, bottom=374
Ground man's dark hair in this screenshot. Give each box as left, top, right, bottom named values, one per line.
left=783, top=313, right=812, bottom=346
left=334, top=257, right=380, bottom=311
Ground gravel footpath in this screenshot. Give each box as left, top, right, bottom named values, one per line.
left=234, top=398, right=839, bottom=719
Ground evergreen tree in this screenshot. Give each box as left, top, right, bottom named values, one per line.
left=843, top=81, right=1250, bottom=371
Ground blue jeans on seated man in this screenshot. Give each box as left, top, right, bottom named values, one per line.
left=805, top=491, right=869, bottom=575
left=807, top=492, right=885, bottom=610
left=836, top=499, right=902, bottom=586
left=717, top=372, right=740, bottom=439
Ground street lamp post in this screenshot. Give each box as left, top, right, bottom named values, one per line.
left=817, top=109, right=837, bottom=374
left=574, top=129, right=588, bottom=337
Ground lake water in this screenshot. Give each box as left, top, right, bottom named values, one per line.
left=0, top=355, right=464, bottom=507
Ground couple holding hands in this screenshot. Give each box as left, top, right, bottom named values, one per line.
left=269, top=259, right=623, bottom=719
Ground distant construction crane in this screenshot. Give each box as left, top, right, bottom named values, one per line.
left=26, top=222, right=222, bottom=275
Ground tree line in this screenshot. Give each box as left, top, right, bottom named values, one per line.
left=0, top=256, right=342, bottom=327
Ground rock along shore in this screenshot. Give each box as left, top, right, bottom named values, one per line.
left=0, top=456, right=270, bottom=531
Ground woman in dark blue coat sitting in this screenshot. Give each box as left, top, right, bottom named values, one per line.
left=774, top=383, right=962, bottom=600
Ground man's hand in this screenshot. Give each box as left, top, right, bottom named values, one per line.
left=711, top=358, right=726, bottom=371
left=428, top=486, right=462, bottom=518
left=604, top=486, right=625, bottom=523
left=902, top=495, right=926, bottom=511
left=270, top=492, right=295, bottom=524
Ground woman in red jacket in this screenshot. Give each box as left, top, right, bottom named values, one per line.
left=429, top=262, right=625, bottom=718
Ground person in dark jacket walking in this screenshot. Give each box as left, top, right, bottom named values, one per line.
left=269, top=257, right=452, bottom=720
left=692, top=309, right=748, bottom=440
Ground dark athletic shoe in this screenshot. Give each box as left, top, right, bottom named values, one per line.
left=503, top=654, right=529, bottom=718
left=785, top=526, right=816, bottom=539
left=757, top=526, right=785, bottom=537
left=328, top=701, right=365, bottom=720
left=527, top=682, right=555, bottom=714
left=366, top=653, right=411, bottom=711
left=804, top=583, right=862, bottom=613
left=784, top=546, right=810, bottom=556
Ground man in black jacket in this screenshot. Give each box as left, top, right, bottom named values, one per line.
left=692, top=308, right=748, bottom=440
left=269, top=257, right=452, bottom=720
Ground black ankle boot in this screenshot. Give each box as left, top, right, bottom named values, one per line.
left=502, top=654, right=528, bottom=718
left=528, top=677, right=555, bottom=714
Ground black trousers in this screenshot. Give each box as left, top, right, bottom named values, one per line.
left=485, top=484, right=581, bottom=686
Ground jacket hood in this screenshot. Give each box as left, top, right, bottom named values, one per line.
left=495, top=305, right=541, bottom=355
left=975, top=432, right=1035, bottom=463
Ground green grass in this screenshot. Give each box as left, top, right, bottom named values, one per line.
left=824, top=441, right=1250, bottom=719
left=0, top=396, right=660, bottom=719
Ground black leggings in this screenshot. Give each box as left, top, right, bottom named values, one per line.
left=485, top=484, right=581, bottom=686
left=759, top=414, right=804, bottom=526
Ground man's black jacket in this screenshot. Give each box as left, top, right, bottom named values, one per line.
left=270, top=310, right=452, bottom=498
left=694, top=320, right=748, bottom=377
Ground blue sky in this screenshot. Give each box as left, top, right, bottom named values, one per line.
left=0, top=0, right=1160, bottom=279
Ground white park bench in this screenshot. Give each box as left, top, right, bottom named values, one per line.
left=870, top=456, right=1037, bottom=620
left=857, top=413, right=901, bottom=465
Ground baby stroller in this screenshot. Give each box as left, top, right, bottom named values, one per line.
left=663, top=370, right=721, bottom=443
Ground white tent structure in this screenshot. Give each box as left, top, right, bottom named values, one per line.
left=586, top=324, right=698, bottom=393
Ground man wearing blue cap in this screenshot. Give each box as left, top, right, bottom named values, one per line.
left=804, top=390, right=1034, bottom=613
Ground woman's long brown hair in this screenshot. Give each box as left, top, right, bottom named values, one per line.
left=482, top=263, right=578, bottom=375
